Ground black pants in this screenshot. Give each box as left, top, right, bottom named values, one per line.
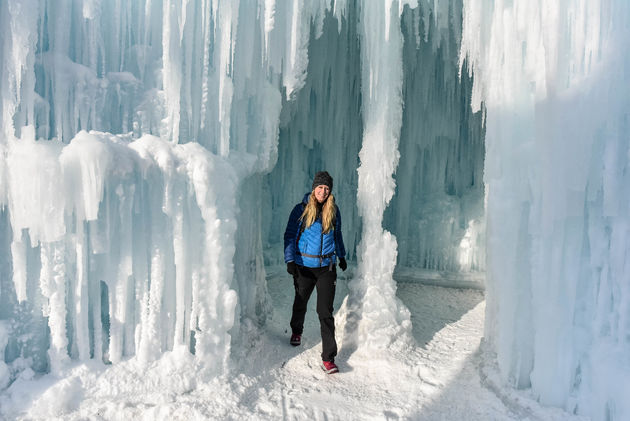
left=290, top=265, right=337, bottom=362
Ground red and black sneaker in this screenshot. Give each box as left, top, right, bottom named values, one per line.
left=290, top=334, right=301, bottom=346
left=321, top=360, right=339, bottom=374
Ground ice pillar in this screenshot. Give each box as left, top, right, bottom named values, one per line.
left=461, top=1, right=630, bottom=419
left=343, top=0, right=412, bottom=351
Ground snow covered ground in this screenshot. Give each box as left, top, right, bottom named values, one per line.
left=0, top=268, right=586, bottom=421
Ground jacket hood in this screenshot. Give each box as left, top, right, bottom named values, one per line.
left=302, top=192, right=311, bottom=204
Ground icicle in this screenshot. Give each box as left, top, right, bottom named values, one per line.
left=131, top=137, right=174, bottom=364
left=263, top=0, right=276, bottom=51
left=162, top=0, right=182, bottom=143
left=40, top=241, right=69, bottom=372
left=73, top=220, right=90, bottom=360
left=107, top=184, right=135, bottom=364
left=171, top=189, right=189, bottom=348
left=10, top=237, right=28, bottom=303
left=0, top=0, right=38, bottom=141
left=214, top=0, right=239, bottom=156
left=0, top=322, right=9, bottom=390
left=139, top=233, right=166, bottom=363
left=199, top=0, right=212, bottom=134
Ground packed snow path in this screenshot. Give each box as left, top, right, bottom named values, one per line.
left=1, top=269, right=585, bottom=420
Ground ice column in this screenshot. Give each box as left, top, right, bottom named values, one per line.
left=161, top=0, right=184, bottom=143
left=1, top=0, right=39, bottom=303
left=343, top=1, right=413, bottom=351
left=0, top=0, right=38, bottom=144
left=271, top=0, right=328, bottom=98
left=0, top=322, right=8, bottom=389
left=461, top=1, right=630, bottom=420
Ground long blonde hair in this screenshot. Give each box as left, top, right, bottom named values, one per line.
left=300, top=192, right=336, bottom=234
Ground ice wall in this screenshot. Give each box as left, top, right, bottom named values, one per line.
left=262, top=3, right=363, bottom=264
left=461, top=1, right=630, bottom=419
left=4, top=129, right=249, bottom=375
left=0, top=0, right=333, bottom=381
left=265, top=0, right=486, bottom=275
left=385, top=1, right=485, bottom=273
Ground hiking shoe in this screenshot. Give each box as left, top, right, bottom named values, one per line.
left=321, top=360, right=339, bottom=374
left=290, top=334, right=301, bottom=346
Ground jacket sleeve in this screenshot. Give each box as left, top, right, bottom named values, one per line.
left=334, top=206, right=346, bottom=259
left=284, top=204, right=303, bottom=263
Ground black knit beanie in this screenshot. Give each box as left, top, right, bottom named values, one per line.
left=312, top=171, right=333, bottom=191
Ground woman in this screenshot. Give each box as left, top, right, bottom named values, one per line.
left=284, top=171, right=347, bottom=374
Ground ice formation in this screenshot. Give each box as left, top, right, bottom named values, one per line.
left=341, top=0, right=416, bottom=351
left=0, top=0, right=485, bottom=375
left=2, top=0, right=626, bottom=420
left=0, top=0, right=332, bottom=377
left=461, top=1, right=630, bottom=419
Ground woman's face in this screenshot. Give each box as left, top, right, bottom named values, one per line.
left=314, top=185, right=330, bottom=203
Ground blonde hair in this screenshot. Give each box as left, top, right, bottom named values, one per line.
left=300, top=192, right=336, bottom=234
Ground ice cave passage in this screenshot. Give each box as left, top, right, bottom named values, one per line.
left=0, top=1, right=628, bottom=420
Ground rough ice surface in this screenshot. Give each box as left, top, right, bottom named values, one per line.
left=386, top=1, right=485, bottom=273
left=0, top=0, right=300, bottom=379
left=461, top=0, right=630, bottom=419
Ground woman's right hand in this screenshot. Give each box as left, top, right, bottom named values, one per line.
left=287, top=261, right=297, bottom=276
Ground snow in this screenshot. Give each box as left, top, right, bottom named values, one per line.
left=0, top=270, right=587, bottom=420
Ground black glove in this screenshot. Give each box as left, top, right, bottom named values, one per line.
left=339, top=258, right=347, bottom=271
left=287, top=261, right=297, bottom=276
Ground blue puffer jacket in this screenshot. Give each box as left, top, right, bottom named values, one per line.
left=284, top=193, right=346, bottom=268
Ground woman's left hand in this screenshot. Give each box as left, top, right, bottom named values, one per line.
left=339, top=258, right=347, bottom=271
